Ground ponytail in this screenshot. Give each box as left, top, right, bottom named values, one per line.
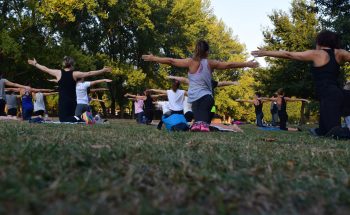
left=194, top=40, right=210, bottom=60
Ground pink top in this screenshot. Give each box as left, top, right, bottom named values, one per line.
left=135, top=99, right=144, bottom=114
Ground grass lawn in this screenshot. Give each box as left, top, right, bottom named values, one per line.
left=0, top=120, right=349, bottom=215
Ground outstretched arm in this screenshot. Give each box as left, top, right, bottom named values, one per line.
left=210, top=60, right=259, bottom=70
left=124, top=93, right=146, bottom=100
left=5, top=88, right=21, bottom=92
left=251, top=50, right=317, bottom=62
left=48, top=79, right=58, bottom=83
left=74, top=67, right=112, bottom=79
left=4, top=80, right=28, bottom=89
left=151, top=94, right=167, bottom=99
left=217, top=81, right=239, bottom=87
left=142, top=55, right=191, bottom=68
left=236, top=99, right=254, bottom=103
left=28, top=59, right=61, bottom=78
left=149, top=89, right=167, bottom=94
left=167, top=76, right=190, bottom=85
left=90, top=88, right=109, bottom=93
left=285, top=97, right=310, bottom=103
left=31, top=88, right=54, bottom=93
left=90, top=79, right=112, bottom=87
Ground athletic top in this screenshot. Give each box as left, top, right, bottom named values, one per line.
left=135, top=99, right=144, bottom=114
left=22, top=91, right=34, bottom=110
left=0, top=79, right=8, bottom=100
left=254, top=100, right=263, bottom=114
left=58, top=70, right=76, bottom=104
left=278, top=96, right=287, bottom=113
left=167, top=89, right=185, bottom=111
left=6, top=94, right=18, bottom=109
left=188, top=59, right=213, bottom=103
left=183, top=96, right=192, bottom=113
left=34, top=92, right=46, bottom=112
left=76, top=81, right=91, bottom=104
left=157, top=101, right=170, bottom=114
left=311, top=49, right=341, bottom=97
left=144, top=95, right=154, bottom=110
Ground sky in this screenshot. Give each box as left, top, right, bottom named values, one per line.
left=211, top=0, right=292, bottom=65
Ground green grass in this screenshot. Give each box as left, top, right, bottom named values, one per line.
left=0, top=120, right=349, bottom=215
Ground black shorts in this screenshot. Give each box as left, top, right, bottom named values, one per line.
left=34, top=110, right=45, bottom=116
left=7, top=108, right=17, bottom=116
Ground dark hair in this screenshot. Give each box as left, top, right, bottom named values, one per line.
left=316, top=30, right=341, bottom=49
left=276, top=88, right=284, bottom=96
left=172, top=80, right=180, bottom=92
left=255, top=92, right=262, bottom=97
left=194, top=40, right=210, bottom=60
left=63, top=56, right=75, bottom=69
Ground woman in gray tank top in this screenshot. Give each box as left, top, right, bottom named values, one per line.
left=142, top=40, right=258, bottom=132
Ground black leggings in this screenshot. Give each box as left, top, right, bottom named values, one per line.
left=191, top=95, right=214, bottom=124
left=59, top=100, right=80, bottom=122
left=278, top=111, right=288, bottom=131
left=0, top=99, right=6, bottom=116
left=144, top=109, right=154, bottom=124
left=316, top=86, right=343, bottom=136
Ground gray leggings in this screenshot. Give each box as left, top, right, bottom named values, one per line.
left=75, top=104, right=90, bottom=116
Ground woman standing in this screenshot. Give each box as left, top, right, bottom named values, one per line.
left=142, top=40, right=258, bottom=132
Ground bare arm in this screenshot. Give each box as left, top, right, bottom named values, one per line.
left=149, top=89, right=167, bottom=94
left=90, top=79, right=112, bottom=87
left=236, top=99, right=254, bottom=103
left=48, top=79, right=58, bottom=83
left=217, top=81, right=239, bottom=87
left=340, top=49, right=350, bottom=63
left=74, top=67, right=112, bottom=79
left=167, top=76, right=189, bottom=85
left=5, top=88, right=21, bottom=92
left=251, top=50, right=317, bottom=62
left=210, top=60, right=259, bottom=70
left=5, top=80, right=28, bottom=89
left=90, top=88, right=109, bottom=92
left=151, top=94, right=167, bottom=98
left=124, top=93, right=146, bottom=100
left=28, top=59, right=61, bottom=78
left=31, top=88, right=54, bottom=93
left=142, top=55, right=191, bottom=68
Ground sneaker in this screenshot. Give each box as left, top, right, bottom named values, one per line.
left=200, top=122, right=210, bottom=132
left=82, top=112, right=95, bottom=125
left=191, top=122, right=201, bottom=132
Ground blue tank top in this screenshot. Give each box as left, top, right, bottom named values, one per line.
left=22, top=91, right=33, bottom=110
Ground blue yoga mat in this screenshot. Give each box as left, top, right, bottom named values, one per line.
left=258, top=127, right=281, bottom=131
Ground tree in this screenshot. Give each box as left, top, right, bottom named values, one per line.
left=257, top=0, right=319, bottom=123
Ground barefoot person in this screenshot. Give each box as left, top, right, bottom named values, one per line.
left=142, top=40, right=258, bottom=132
left=252, top=30, right=350, bottom=136
left=28, top=57, right=112, bottom=122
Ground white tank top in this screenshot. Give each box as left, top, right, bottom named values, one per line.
left=34, top=93, right=46, bottom=111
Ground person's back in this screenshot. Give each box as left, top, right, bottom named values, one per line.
left=22, top=90, right=34, bottom=120
left=6, top=94, right=18, bottom=109
left=58, top=69, right=77, bottom=121
left=187, top=59, right=213, bottom=103
left=34, top=92, right=46, bottom=112
left=76, top=81, right=91, bottom=105
left=167, top=89, right=185, bottom=111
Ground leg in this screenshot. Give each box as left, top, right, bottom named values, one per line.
left=0, top=99, right=6, bottom=116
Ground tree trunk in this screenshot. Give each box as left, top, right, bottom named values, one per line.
left=97, top=93, right=108, bottom=117
left=299, top=102, right=306, bottom=125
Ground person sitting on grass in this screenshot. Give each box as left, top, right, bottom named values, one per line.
left=142, top=40, right=258, bottom=132
left=75, top=78, right=112, bottom=118
left=167, top=75, right=239, bottom=122
left=262, top=88, right=309, bottom=132
left=148, top=80, right=187, bottom=130
left=28, top=57, right=112, bottom=123
left=5, top=91, right=20, bottom=117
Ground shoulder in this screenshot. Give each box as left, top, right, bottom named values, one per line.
left=85, top=82, right=91, bottom=87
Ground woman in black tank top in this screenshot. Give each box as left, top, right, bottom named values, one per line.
left=252, top=31, right=350, bottom=137
left=236, top=92, right=266, bottom=127
left=28, top=56, right=112, bottom=122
